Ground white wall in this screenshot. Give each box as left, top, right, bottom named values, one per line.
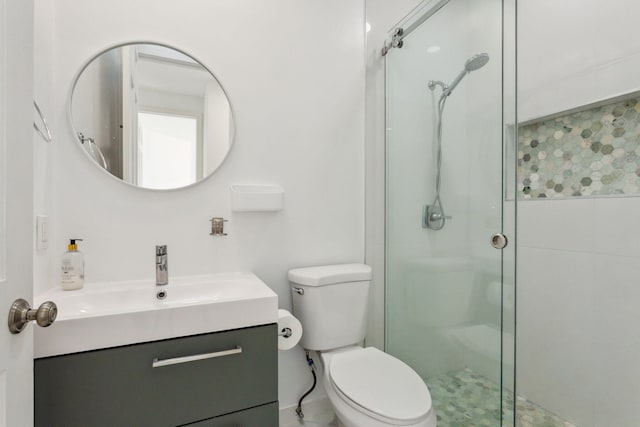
left=33, top=0, right=55, bottom=299
left=517, top=0, right=640, bottom=425
left=36, top=0, right=366, bottom=410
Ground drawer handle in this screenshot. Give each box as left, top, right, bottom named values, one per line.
left=152, top=345, right=242, bottom=368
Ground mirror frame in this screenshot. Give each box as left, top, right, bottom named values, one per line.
left=68, top=41, right=236, bottom=191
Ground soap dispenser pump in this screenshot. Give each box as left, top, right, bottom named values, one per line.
left=61, top=238, right=84, bottom=291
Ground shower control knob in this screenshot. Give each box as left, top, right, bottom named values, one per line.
left=429, top=211, right=451, bottom=221
left=423, top=204, right=451, bottom=230
left=490, top=233, right=508, bottom=249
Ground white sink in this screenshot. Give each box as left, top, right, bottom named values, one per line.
left=34, top=273, right=278, bottom=358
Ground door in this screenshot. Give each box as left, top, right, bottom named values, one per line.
left=0, top=0, right=35, bottom=426
left=384, top=0, right=516, bottom=425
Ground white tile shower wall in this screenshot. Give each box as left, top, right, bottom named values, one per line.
left=518, top=0, right=640, bottom=424
left=516, top=245, right=596, bottom=425
left=44, top=0, right=365, bottom=409
left=518, top=198, right=595, bottom=252
left=591, top=254, right=640, bottom=426
left=519, top=0, right=640, bottom=122
left=517, top=197, right=640, bottom=426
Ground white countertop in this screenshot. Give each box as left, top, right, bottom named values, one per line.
left=34, top=273, right=278, bottom=358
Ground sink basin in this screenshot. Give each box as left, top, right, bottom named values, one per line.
left=34, top=273, right=278, bottom=358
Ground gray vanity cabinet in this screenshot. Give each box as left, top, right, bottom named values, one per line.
left=184, top=402, right=279, bottom=426
left=34, top=324, right=278, bottom=427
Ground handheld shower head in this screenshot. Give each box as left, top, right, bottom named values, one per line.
left=441, top=52, right=489, bottom=97
left=465, top=53, right=490, bottom=71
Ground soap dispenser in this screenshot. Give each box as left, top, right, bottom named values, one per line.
left=61, top=238, right=84, bottom=290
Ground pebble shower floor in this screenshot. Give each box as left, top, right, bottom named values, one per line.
left=282, top=368, right=577, bottom=427
left=426, top=369, right=577, bottom=427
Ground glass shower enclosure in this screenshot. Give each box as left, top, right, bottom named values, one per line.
left=384, top=0, right=516, bottom=425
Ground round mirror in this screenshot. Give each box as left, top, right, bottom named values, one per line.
left=70, top=43, right=234, bottom=190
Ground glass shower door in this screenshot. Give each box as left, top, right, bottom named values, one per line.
left=384, top=0, right=516, bottom=425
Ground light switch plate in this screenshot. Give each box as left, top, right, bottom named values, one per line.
left=36, top=215, right=49, bottom=251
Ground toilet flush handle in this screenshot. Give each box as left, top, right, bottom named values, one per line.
left=292, top=287, right=304, bottom=296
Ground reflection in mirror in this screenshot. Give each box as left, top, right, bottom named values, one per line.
left=71, top=43, right=234, bottom=190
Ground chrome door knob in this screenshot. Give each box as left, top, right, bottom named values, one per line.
left=8, top=298, right=57, bottom=334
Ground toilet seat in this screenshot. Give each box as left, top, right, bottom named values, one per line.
left=328, top=347, right=433, bottom=425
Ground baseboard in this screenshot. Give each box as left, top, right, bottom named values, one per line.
left=279, top=397, right=333, bottom=426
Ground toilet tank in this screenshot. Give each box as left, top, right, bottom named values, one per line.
left=289, top=264, right=372, bottom=351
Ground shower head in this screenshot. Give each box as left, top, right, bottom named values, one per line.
left=441, top=52, right=489, bottom=97
left=465, top=53, right=490, bottom=71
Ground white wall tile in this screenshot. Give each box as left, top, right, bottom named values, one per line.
left=518, top=198, right=595, bottom=251
left=519, top=0, right=640, bottom=122
left=517, top=2, right=640, bottom=424
left=516, top=247, right=596, bottom=426
left=518, top=198, right=640, bottom=426
left=591, top=254, right=640, bottom=426
left=593, top=197, right=640, bottom=257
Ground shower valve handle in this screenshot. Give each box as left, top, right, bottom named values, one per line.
left=423, top=204, right=451, bottom=230
left=429, top=211, right=451, bottom=221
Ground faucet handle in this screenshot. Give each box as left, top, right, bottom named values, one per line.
left=156, top=245, right=167, bottom=256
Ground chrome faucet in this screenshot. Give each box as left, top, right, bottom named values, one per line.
left=156, top=245, right=168, bottom=286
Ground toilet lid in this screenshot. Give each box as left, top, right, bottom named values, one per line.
left=329, top=347, right=432, bottom=423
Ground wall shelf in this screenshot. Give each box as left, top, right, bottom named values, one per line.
left=230, top=184, right=284, bottom=212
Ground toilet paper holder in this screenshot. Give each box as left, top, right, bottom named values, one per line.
left=277, top=309, right=302, bottom=350
left=279, top=327, right=293, bottom=338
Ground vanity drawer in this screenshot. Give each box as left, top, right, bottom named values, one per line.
left=183, top=402, right=278, bottom=426
left=35, top=324, right=278, bottom=427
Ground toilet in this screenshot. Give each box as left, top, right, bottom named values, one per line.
left=289, top=264, right=437, bottom=427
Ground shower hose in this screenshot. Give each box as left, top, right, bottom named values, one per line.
left=429, top=93, right=448, bottom=230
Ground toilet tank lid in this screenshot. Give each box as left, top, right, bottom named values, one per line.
left=288, top=264, right=372, bottom=286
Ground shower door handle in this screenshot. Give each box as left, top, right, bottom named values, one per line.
left=490, top=233, right=508, bottom=249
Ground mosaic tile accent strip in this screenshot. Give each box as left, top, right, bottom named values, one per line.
left=426, top=369, right=576, bottom=427
left=518, top=97, right=640, bottom=199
